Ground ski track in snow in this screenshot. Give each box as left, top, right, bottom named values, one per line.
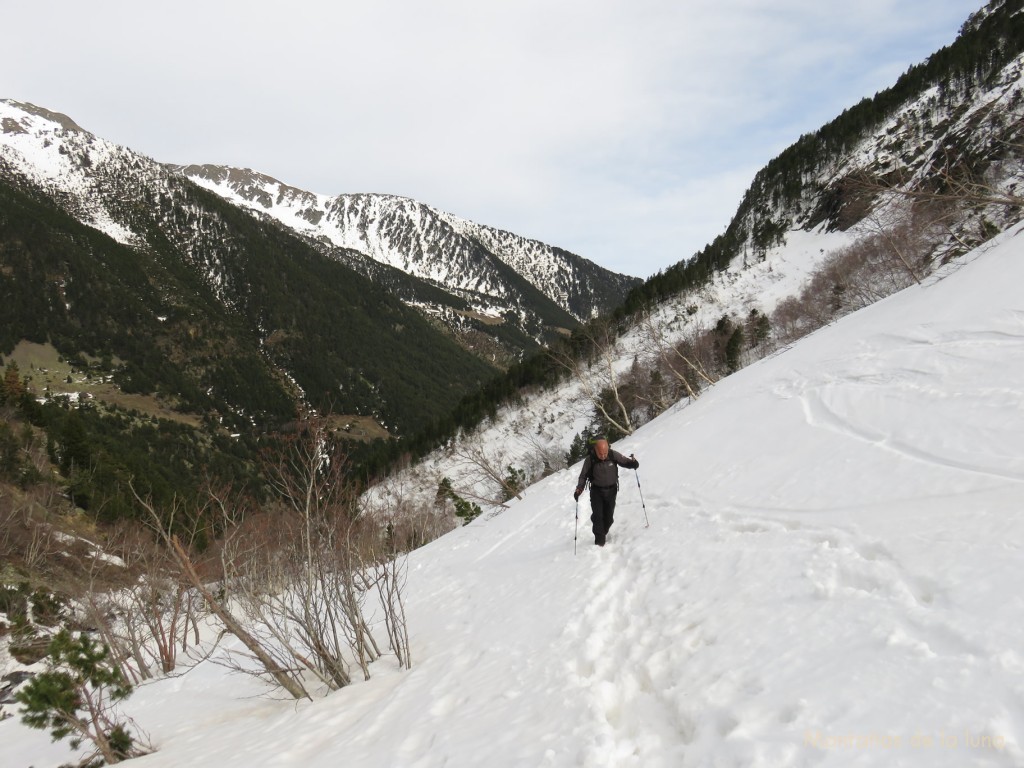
left=789, top=323, right=1024, bottom=484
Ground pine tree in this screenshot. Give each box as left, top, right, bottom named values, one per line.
left=725, top=328, right=745, bottom=374
left=15, top=629, right=148, bottom=764
left=2, top=361, right=26, bottom=404
left=500, top=465, right=527, bottom=502
left=436, top=477, right=482, bottom=524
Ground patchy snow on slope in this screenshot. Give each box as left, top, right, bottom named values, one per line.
left=825, top=52, right=1024, bottom=211
left=369, top=221, right=858, bottom=517
left=0, top=100, right=143, bottom=246
left=4, top=219, right=1023, bottom=768
left=179, top=165, right=638, bottom=326
left=184, top=169, right=332, bottom=241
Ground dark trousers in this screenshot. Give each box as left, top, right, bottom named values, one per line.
left=589, top=485, right=617, bottom=542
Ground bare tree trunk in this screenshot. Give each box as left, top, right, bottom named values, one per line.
left=168, top=536, right=308, bottom=699
left=449, top=443, right=524, bottom=504
left=373, top=556, right=411, bottom=670
left=638, top=311, right=718, bottom=400
left=548, top=322, right=636, bottom=436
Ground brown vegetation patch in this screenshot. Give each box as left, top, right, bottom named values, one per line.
left=454, top=309, right=505, bottom=326
left=325, top=414, right=391, bottom=442
left=3, top=341, right=202, bottom=427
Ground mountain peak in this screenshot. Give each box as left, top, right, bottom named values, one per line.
left=1, top=99, right=83, bottom=133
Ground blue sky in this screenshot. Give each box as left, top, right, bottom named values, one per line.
left=2, top=0, right=983, bottom=278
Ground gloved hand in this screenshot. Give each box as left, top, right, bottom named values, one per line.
left=573, top=488, right=582, bottom=501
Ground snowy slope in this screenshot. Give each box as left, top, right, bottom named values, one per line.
left=0, top=100, right=148, bottom=246
left=370, top=222, right=860, bottom=513
left=727, top=35, right=1024, bottom=270
left=5, top=223, right=1023, bottom=766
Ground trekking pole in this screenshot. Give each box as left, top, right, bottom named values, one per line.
left=574, top=497, right=579, bottom=555
left=634, top=469, right=650, bottom=528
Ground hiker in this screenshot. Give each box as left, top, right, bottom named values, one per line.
left=573, top=438, right=639, bottom=546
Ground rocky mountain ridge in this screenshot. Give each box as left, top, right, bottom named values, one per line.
left=180, top=163, right=638, bottom=340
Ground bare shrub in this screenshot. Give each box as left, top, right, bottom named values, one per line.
left=518, top=432, right=567, bottom=480
left=448, top=442, right=526, bottom=506
left=367, top=478, right=455, bottom=552
left=771, top=295, right=810, bottom=345
left=78, top=522, right=205, bottom=685
left=239, top=520, right=364, bottom=687
left=137, top=418, right=412, bottom=700
left=773, top=198, right=949, bottom=345
left=367, top=553, right=411, bottom=671
left=636, top=311, right=718, bottom=403
left=548, top=321, right=636, bottom=437
left=138, top=491, right=311, bottom=700
left=852, top=144, right=1024, bottom=215
left=854, top=198, right=950, bottom=285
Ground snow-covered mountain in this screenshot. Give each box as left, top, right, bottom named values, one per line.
left=373, top=0, right=1024, bottom=504
left=0, top=100, right=155, bottom=248
left=650, top=0, right=1024, bottom=290
left=5, top=218, right=1022, bottom=768
left=0, top=98, right=503, bottom=436
left=179, top=163, right=639, bottom=337
left=0, top=99, right=639, bottom=371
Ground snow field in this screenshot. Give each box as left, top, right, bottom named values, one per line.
left=5, top=225, right=1023, bottom=766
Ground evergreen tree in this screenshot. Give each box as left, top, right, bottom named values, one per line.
left=2, top=361, right=26, bottom=404
left=746, top=309, right=771, bottom=349
left=16, top=629, right=147, bottom=764
left=566, top=427, right=597, bottom=466
left=436, top=477, right=483, bottom=524
left=501, top=465, right=527, bottom=503
left=725, top=328, right=745, bottom=374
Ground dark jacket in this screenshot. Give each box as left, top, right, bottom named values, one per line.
left=577, top=449, right=639, bottom=491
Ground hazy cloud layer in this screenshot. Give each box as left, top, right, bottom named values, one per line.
left=3, top=0, right=980, bottom=276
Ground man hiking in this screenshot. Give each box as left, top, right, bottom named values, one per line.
left=573, top=438, right=639, bottom=546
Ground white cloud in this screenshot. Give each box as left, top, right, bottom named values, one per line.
left=1, top=0, right=982, bottom=277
